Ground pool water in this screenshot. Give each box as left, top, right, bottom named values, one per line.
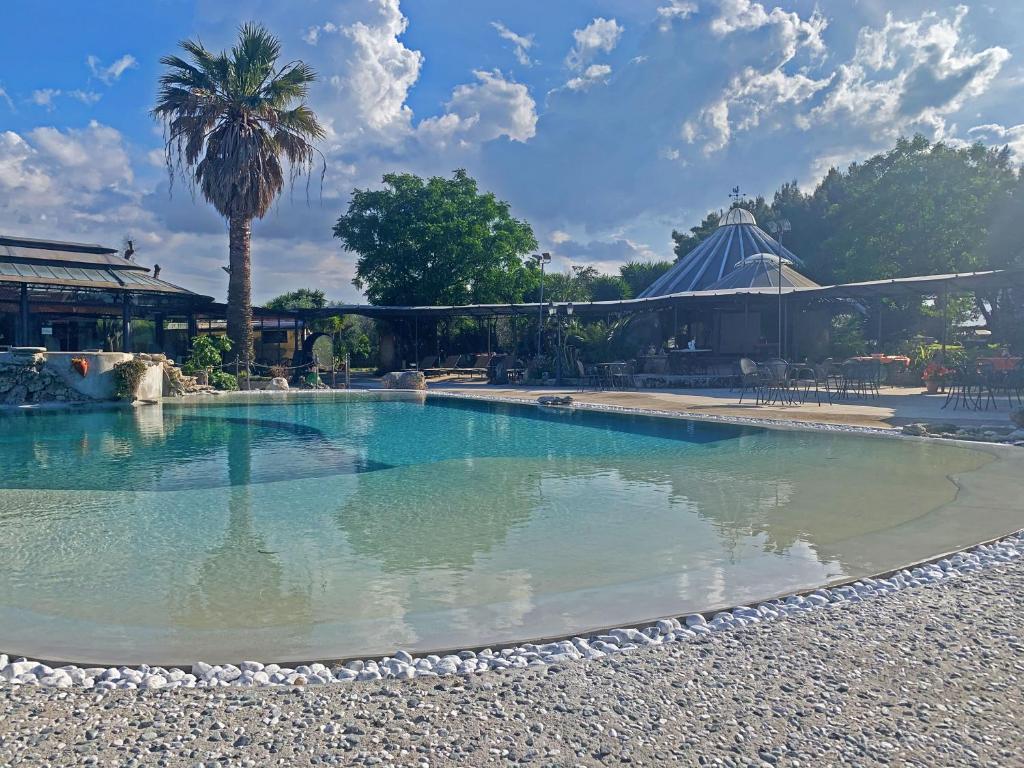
left=1, top=392, right=1022, bottom=664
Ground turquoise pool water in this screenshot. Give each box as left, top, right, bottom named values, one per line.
left=1, top=392, right=1022, bottom=664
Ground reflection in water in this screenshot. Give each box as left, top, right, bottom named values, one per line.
left=334, top=459, right=542, bottom=572
left=0, top=393, right=1017, bottom=663
left=0, top=406, right=386, bottom=491
left=169, top=420, right=315, bottom=634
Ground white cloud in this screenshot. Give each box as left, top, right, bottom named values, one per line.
left=0, top=85, right=14, bottom=111
left=321, top=0, right=423, bottom=137
left=968, top=123, right=1024, bottom=159
left=682, top=100, right=731, bottom=154
left=69, top=90, right=102, bottom=105
left=419, top=70, right=537, bottom=146
left=807, top=7, right=1009, bottom=147
left=87, top=53, right=138, bottom=84
left=566, top=64, right=613, bottom=91
left=0, top=121, right=137, bottom=239
left=657, top=1, right=698, bottom=32
left=711, top=0, right=826, bottom=64
left=549, top=230, right=572, bottom=244
left=303, top=22, right=338, bottom=45
left=31, top=89, right=61, bottom=110
left=683, top=4, right=1008, bottom=156
left=492, top=21, right=535, bottom=67
left=567, top=18, right=623, bottom=70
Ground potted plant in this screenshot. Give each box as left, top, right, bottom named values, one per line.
left=921, top=362, right=952, bottom=394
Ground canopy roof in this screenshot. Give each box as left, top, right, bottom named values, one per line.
left=0, top=235, right=209, bottom=298
left=706, top=254, right=820, bottom=290
left=294, top=269, right=1021, bottom=320
left=638, top=208, right=801, bottom=297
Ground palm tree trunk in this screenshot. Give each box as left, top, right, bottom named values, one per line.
left=227, top=213, right=254, bottom=368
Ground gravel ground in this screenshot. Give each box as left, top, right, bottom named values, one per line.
left=2, top=560, right=1023, bottom=768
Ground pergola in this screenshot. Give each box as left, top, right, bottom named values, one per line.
left=289, top=268, right=1024, bottom=364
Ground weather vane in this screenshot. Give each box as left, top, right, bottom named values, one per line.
left=728, top=185, right=744, bottom=204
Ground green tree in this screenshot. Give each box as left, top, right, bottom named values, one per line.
left=619, top=260, right=673, bottom=296
left=334, top=169, right=539, bottom=306
left=589, top=274, right=632, bottom=301
left=671, top=211, right=720, bottom=259
left=264, top=288, right=327, bottom=311
left=153, top=24, right=325, bottom=365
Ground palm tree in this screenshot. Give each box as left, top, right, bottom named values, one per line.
left=153, top=24, right=325, bottom=365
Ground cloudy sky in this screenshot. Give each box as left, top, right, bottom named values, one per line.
left=2, top=0, right=1023, bottom=303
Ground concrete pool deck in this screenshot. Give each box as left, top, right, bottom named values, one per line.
left=430, top=380, right=1018, bottom=431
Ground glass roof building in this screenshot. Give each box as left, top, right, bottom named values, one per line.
left=639, top=208, right=803, bottom=297
left=0, top=234, right=212, bottom=354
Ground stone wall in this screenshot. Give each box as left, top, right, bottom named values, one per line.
left=0, top=350, right=91, bottom=406
left=0, top=349, right=176, bottom=405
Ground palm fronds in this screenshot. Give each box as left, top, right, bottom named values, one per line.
left=152, top=22, right=324, bottom=219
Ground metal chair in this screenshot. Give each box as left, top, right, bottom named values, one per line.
left=792, top=363, right=828, bottom=405
left=763, top=358, right=794, bottom=405
left=738, top=357, right=767, bottom=403
left=576, top=359, right=601, bottom=391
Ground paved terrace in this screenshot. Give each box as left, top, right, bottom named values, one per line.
left=430, top=381, right=1017, bottom=431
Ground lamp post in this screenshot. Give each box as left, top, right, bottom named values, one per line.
left=530, top=252, right=552, bottom=355
left=766, top=219, right=791, bottom=358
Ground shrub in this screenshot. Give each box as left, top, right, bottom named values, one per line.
left=112, top=358, right=149, bottom=400
left=209, top=370, right=238, bottom=391
left=182, top=335, right=232, bottom=375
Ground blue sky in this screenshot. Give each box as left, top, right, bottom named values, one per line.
left=2, top=0, right=1023, bottom=302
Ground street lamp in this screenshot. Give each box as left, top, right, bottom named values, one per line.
left=530, top=252, right=552, bottom=355
left=766, top=219, right=791, bottom=359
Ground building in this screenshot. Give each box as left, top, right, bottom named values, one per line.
left=0, top=235, right=213, bottom=360
left=639, top=208, right=802, bottom=297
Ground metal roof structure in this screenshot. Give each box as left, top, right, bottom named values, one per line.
left=0, top=235, right=209, bottom=298
left=293, top=268, right=1022, bottom=321
left=638, top=208, right=801, bottom=297
left=705, top=254, right=820, bottom=290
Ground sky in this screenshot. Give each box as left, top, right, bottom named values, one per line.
left=1, top=0, right=1023, bottom=303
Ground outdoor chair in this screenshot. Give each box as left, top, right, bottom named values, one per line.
left=840, top=360, right=880, bottom=399
left=417, top=354, right=438, bottom=372
left=457, top=353, right=492, bottom=379
left=815, top=359, right=844, bottom=402
left=943, top=363, right=984, bottom=411
left=792, top=364, right=828, bottom=406
left=611, top=361, right=637, bottom=390
left=576, top=360, right=601, bottom=391
left=762, top=358, right=795, bottom=405
left=1003, top=361, right=1024, bottom=407
left=737, top=357, right=768, bottom=404
left=426, top=354, right=462, bottom=376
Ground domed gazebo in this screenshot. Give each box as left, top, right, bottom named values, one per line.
left=639, top=208, right=802, bottom=297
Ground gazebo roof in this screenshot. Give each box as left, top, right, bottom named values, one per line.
left=0, top=234, right=209, bottom=298
left=706, top=254, right=820, bottom=290
left=638, top=208, right=802, bottom=297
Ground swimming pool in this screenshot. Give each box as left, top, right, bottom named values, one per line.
left=1, top=392, right=1022, bottom=664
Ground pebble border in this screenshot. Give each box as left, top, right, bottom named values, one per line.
left=1, top=529, right=1021, bottom=691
